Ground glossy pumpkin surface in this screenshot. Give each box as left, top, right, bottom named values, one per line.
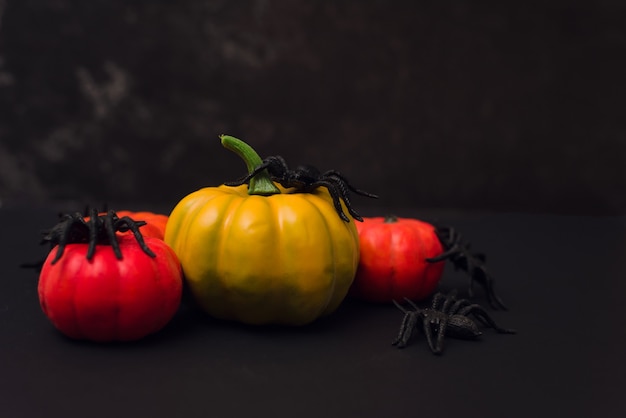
left=38, top=235, right=183, bottom=341
left=164, top=183, right=360, bottom=326
left=350, top=216, right=445, bottom=303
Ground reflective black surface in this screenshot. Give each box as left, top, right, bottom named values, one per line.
left=2, top=205, right=625, bottom=417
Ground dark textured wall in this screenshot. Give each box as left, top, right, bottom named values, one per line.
left=1, top=0, right=624, bottom=215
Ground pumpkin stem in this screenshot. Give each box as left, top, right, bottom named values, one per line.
left=220, top=134, right=281, bottom=196
left=384, top=215, right=398, bottom=223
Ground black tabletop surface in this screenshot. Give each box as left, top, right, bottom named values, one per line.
left=1, top=204, right=625, bottom=418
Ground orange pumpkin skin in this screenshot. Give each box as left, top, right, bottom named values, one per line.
left=350, top=216, right=445, bottom=303
left=115, top=211, right=168, bottom=240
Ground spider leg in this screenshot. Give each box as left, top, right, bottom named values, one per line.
left=425, top=226, right=463, bottom=262
left=430, top=292, right=446, bottom=310
left=50, top=213, right=84, bottom=264
left=325, top=178, right=367, bottom=221
left=482, top=272, right=507, bottom=310
left=323, top=170, right=379, bottom=198
left=427, top=227, right=508, bottom=310
left=468, top=263, right=507, bottom=310
left=317, top=179, right=355, bottom=219
left=223, top=173, right=252, bottom=186
left=392, top=300, right=420, bottom=348
left=392, top=312, right=419, bottom=348
left=116, top=216, right=156, bottom=258
left=457, top=243, right=508, bottom=309
left=424, top=315, right=448, bottom=355
left=85, top=209, right=100, bottom=260
left=100, top=211, right=123, bottom=260
left=402, top=297, right=420, bottom=311
left=467, top=277, right=476, bottom=299
left=488, top=290, right=507, bottom=311
left=425, top=244, right=463, bottom=263
left=458, top=304, right=516, bottom=334
left=447, top=293, right=470, bottom=316
left=224, top=161, right=273, bottom=186
left=392, top=299, right=409, bottom=314
left=440, top=290, right=458, bottom=314
left=310, top=179, right=351, bottom=222
left=462, top=253, right=482, bottom=299
left=435, top=226, right=459, bottom=247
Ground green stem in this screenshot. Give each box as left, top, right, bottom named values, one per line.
left=384, top=215, right=398, bottom=223
left=220, top=134, right=281, bottom=196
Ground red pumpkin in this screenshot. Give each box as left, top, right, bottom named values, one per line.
left=38, top=234, right=183, bottom=342
left=350, top=216, right=445, bottom=303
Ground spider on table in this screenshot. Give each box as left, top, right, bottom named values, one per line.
left=392, top=290, right=516, bottom=355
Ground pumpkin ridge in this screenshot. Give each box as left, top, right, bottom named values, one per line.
left=64, top=248, right=85, bottom=340
left=213, top=193, right=245, bottom=301
left=301, top=193, right=336, bottom=316
left=301, top=190, right=360, bottom=316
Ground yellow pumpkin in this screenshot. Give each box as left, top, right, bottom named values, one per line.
left=164, top=136, right=360, bottom=325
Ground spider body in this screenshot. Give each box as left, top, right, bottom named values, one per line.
left=225, top=155, right=377, bottom=222
left=392, top=290, right=515, bottom=355
left=426, top=226, right=507, bottom=310
left=41, top=209, right=155, bottom=264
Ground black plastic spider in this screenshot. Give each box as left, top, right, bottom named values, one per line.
left=41, top=209, right=155, bottom=264
left=225, top=155, right=378, bottom=222
left=392, top=290, right=516, bottom=355
left=426, top=226, right=507, bottom=310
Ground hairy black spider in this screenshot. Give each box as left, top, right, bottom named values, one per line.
left=426, top=226, right=508, bottom=310
left=225, top=155, right=378, bottom=222
left=40, top=209, right=155, bottom=264
left=392, top=290, right=516, bottom=355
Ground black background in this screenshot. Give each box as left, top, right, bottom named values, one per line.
left=0, top=0, right=625, bottom=215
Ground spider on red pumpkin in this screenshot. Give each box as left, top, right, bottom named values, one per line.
left=427, top=226, right=508, bottom=310
left=42, top=209, right=155, bottom=263
left=225, top=155, right=378, bottom=222
left=392, top=290, right=516, bottom=355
